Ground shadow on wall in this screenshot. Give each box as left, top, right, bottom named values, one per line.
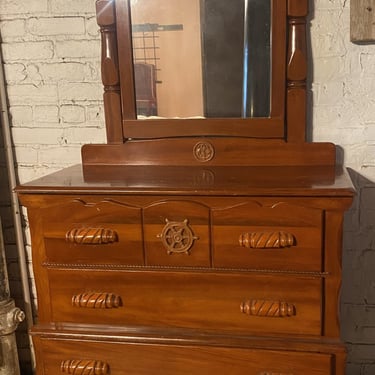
left=342, top=168, right=375, bottom=375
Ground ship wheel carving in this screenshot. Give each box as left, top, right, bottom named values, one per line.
left=157, top=219, right=199, bottom=255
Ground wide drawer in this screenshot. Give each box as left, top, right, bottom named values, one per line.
left=34, top=336, right=333, bottom=375
left=45, top=269, right=322, bottom=336
left=212, top=201, right=323, bottom=271
left=41, top=199, right=144, bottom=266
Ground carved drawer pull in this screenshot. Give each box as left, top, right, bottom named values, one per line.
left=66, top=228, right=118, bottom=245
left=239, top=231, right=295, bottom=249
left=240, top=300, right=296, bottom=318
left=72, top=292, right=122, bottom=309
left=61, top=359, right=110, bottom=374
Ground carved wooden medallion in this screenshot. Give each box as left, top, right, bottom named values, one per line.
left=157, top=219, right=199, bottom=255
left=193, top=141, right=215, bottom=162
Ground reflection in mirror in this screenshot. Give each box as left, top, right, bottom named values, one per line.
left=130, top=0, right=271, bottom=120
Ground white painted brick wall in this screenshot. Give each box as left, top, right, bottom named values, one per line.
left=28, top=17, right=85, bottom=36
left=0, top=0, right=104, bottom=183
left=0, top=0, right=374, bottom=374
left=0, top=1, right=48, bottom=15
left=311, top=3, right=375, bottom=374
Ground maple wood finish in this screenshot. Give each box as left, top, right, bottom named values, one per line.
left=17, top=166, right=353, bottom=374
left=17, top=0, right=354, bottom=374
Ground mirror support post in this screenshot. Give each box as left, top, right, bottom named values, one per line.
left=97, top=0, right=124, bottom=143
left=242, top=0, right=249, bottom=118
left=286, top=0, right=308, bottom=143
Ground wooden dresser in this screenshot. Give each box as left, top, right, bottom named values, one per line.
left=17, top=0, right=355, bottom=373
left=17, top=165, right=354, bottom=374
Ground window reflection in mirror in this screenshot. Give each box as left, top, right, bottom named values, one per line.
left=130, top=0, right=271, bottom=120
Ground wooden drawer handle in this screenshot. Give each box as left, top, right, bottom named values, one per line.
left=239, top=231, right=295, bottom=249
left=72, top=292, right=122, bottom=309
left=66, top=227, right=118, bottom=244
left=240, top=300, right=296, bottom=318
left=61, top=359, right=110, bottom=374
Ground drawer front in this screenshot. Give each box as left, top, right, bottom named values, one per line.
left=212, top=202, right=323, bottom=271
left=46, top=270, right=322, bottom=336
left=35, top=336, right=333, bottom=375
left=143, top=200, right=210, bottom=267
left=41, top=199, right=144, bottom=266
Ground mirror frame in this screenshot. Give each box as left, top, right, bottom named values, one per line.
left=119, top=0, right=285, bottom=138
left=95, top=0, right=309, bottom=143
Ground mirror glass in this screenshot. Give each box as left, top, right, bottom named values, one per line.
left=130, top=0, right=271, bottom=119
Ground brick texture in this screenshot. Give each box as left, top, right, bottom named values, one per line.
left=310, top=5, right=375, bottom=374
left=0, top=1, right=374, bottom=374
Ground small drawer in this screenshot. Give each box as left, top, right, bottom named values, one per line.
left=212, top=201, right=323, bottom=271
left=143, top=200, right=210, bottom=267
left=45, top=269, right=322, bottom=337
left=35, top=336, right=333, bottom=375
left=41, top=199, right=144, bottom=266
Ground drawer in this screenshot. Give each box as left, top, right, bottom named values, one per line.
left=41, top=199, right=144, bottom=266
left=34, top=336, right=333, bottom=375
left=212, top=201, right=323, bottom=271
left=45, top=269, right=322, bottom=336
left=143, top=200, right=210, bottom=267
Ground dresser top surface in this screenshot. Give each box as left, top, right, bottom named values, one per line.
left=16, top=164, right=355, bottom=197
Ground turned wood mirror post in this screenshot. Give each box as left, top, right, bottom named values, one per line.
left=286, top=1, right=308, bottom=143
left=96, top=0, right=124, bottom=143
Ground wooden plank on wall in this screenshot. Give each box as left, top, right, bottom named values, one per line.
left=351, top=0, right=375, bottom=42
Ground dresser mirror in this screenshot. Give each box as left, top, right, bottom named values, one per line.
left=113, top=0, right=288, bottom=139
left=83, top=0, right=322, bottom=167
left=130, top=0, right=271, bottom=119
